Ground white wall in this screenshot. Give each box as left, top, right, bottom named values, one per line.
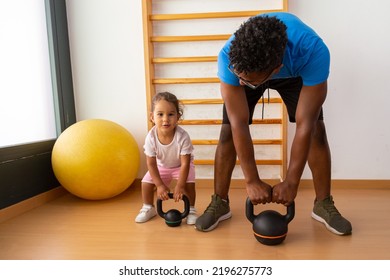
left=65, top=0, right=390, bottom=180
left=66, top=0, right=149, bottom=176
left=289, top=0, right=390, bottom=179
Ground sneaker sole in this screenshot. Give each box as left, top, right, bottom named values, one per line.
left=186, top=219, right=196, bottom=225
left=195, top=211, right=232, bottom=232
left=311, top=212, right=349, bottom=235
left=135, top=212, right=157, bottom=223
left=186, top=216, right=198, bottom=225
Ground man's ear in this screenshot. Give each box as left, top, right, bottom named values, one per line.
left=273, top=64, right=283, bottom=75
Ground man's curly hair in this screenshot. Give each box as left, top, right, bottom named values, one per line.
left=229, top=15, right=287, bottom=74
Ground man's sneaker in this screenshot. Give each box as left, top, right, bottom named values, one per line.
left=195, top=194, right=232, bottom=232
left=186, top=209, right=198, bottom=225
left=135, top=205, right=157, bottom=223
left=311, top=196, right=352, bottom=235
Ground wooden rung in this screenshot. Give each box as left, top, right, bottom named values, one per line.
left=192, top=139, right=283, bottom=145
left=192, top=139, right=220, bottom=145
left=252, top=139, right=283, bottom=145
left=181, top=98, right=282, bottom=105
left=181, top=118, right=282, bottom=125
left=151, top=34, right=230, bottom=42
left=182, top=99, right=222, bottom=105
left=194, top=159, right=283, bottom=165
left=150, top=10, right=284, bottom=21
left=153, top=56, right=217, bottom=63
left=182, top=119, right=222, bottom=125
left=153, top=77, right=220, bottom=84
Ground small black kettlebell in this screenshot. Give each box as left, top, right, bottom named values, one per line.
left=246, top=197, right=295, bottom=245
left=157, top=193, right=190, bottom=227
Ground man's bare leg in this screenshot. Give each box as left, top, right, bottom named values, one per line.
left=214, top=124, right=237, bottom=199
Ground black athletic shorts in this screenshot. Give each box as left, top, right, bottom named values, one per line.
left=222, top=77, right=324, bottom=124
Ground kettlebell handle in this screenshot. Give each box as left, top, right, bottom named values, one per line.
left=157, top=193, right=190, bottom=219
left=245, top=197, right=295, bottom=224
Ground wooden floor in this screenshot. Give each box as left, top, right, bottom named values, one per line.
left=1, top=184, right=390, bottom=260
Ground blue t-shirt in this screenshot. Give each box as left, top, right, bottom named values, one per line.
left=218, top=12, right=330, bottom=86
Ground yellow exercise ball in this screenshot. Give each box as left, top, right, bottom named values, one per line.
left=52, top=119, right=140, bottom=200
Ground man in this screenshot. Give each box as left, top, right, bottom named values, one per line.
left=195, top=12, right=352, bottom=235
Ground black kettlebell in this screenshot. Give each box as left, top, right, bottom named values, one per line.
left=246, top=197, right=295, bottom=245
left=157, top=193, right=190, bottom=227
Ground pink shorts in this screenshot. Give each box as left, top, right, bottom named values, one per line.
left=142, top=162, right=196, bottom=186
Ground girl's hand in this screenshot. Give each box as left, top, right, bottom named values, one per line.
left=173, top=186, right=185, bottom=202
left=157, top=185, right=170, bottom=200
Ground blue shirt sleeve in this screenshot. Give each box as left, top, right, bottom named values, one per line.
left=298, top=40, right=330, bottom=86
left=270, top=13, right=330, bottom=86
left=217, top=36, right=240, bottom=86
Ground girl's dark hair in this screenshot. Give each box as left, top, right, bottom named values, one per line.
left=151, top=91, right=183, bottom=117
left=229, top=15, right=287, bottom=74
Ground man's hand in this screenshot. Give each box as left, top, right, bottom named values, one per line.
left=272, top=180, right=298, bottom=206
left=246, top=180, right=273, bottom=205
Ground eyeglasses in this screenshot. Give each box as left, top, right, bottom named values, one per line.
left=228, top=65, right=273, bottom=90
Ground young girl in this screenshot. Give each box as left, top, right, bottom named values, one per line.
left=135, top=92, right=197, bottom=224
